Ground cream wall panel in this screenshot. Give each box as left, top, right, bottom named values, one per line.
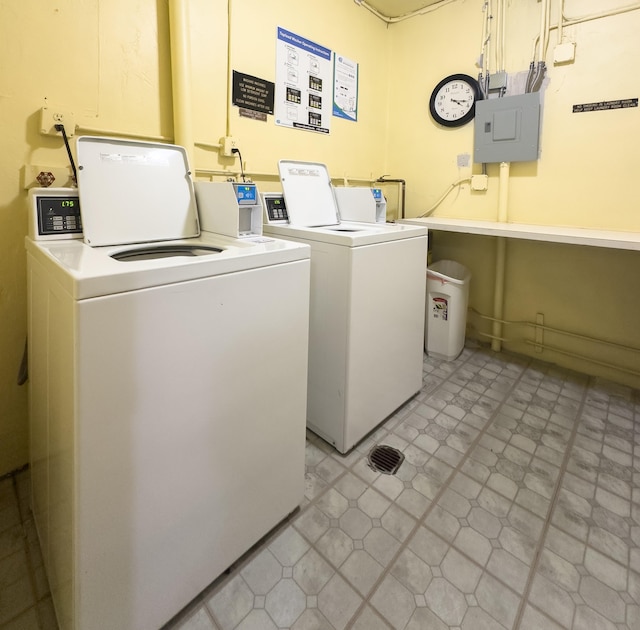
left=387, top=1, right=640, bottom=230
left=0, top=0, right=171, bottom=476
left=94, top=1, right=171, bottom=136
left=191, top=0, right=231, bottom=161
left=386, top=0, right=496, bottom=219
left=387, top=1, right=640, bottom=388
left=505, top=9, right=640, bottom=230
left=2, top=0, right=639, bottom=475
left=0, top=0, right=391, bottom=474
left=502, top=241, right=640, bottom=387
left=0, top=0, right=99, bottom=476
left=193, top=0, right=390, bottom=183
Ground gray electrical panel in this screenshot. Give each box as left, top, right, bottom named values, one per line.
left=473, top=93, right=541, bottom=163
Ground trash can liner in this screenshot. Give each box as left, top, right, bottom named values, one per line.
left=427, top=260, right=470, bottom=284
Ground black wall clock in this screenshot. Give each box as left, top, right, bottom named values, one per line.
left=429, top=74, right=482, bottom=127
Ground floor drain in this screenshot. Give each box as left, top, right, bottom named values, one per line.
left=368, top=445, right=404, bottom=475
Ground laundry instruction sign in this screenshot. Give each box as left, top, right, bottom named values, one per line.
left=275, top=27, right=332, bottom=134
left=333, top=54, right=358, bottom=122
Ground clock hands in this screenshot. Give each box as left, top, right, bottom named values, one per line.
left=430, top=74, right=480, bottom=127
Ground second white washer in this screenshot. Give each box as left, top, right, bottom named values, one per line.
left=264, top=161, right=427, bottom=454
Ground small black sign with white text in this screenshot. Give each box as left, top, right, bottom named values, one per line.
left=232, top=71, right=275, bottom=115
left=573, top=98, right=638, bottom=113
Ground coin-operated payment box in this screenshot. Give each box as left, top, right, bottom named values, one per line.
left=334, top=186, right=387, bottom=223
left=194, top=181, right=263, bottom=238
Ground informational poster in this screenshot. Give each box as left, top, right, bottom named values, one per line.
left=275, top=27, right=332, bottom=134
left=333, top=54, right=359, bottom=121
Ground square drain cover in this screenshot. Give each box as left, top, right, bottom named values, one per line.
left=368, top=445, right=404, bottom=475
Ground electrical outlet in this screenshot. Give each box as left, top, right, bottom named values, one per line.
left=219, top=136, right=239, bottom=157
left=40, top=107, right=76, bottom=136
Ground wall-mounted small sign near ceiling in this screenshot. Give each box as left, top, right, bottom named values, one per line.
left=573, top=98, right=638, bottom=113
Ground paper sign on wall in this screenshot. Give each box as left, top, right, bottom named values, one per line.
left=275, top=27, right=332, bottom=134
left=333, top=54, right=358, bottom=121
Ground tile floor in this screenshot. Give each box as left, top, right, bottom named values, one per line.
left=2, top=345, right=640, bottom=629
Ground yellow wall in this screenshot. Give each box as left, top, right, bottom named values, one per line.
left=1, top=0, right=639, bottom=474
left=0, top=0, right=389, bottom=475
left=386, top=0, right=640, bottom=389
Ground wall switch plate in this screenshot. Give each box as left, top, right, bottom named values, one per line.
left=457, top=153, right=471, bottom=168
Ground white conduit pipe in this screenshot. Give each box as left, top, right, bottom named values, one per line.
left=491, top=238, right=507, bottom=352
left=530, top=3, right=640, bottom=62
left=537, top=0, right=547, bottom=63
left=168, top=0, right=195, bottom=165
left=501, top=0, right=506, bottom=72
left=75, top=125, right=173, bottom=143
left=497, top=162, right=510, bottom=222
left=225, top=0, right=233, bottom=137
left=471, top=307, right=640, bottom=355
left=476, top=330, right=640, bottom=379
left=491, top=162, right=510, bottom=352
left=521, top=340, right=640, bottom=379
left=495, top=0, right=502, bottom=71
left=557, top=0, right=564, bottom=44
left=195, top=168, right=380, bottom=184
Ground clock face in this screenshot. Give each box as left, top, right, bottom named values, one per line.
left=429, top=74, right=481, bottom=127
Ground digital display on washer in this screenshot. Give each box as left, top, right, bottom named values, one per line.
left=233, top=183, right=258, bottom=205
left=371, top=188, right=383, bottom=200
left=265, top=195, right=289, bottom=222
left=37, top=195, right=82, bottom=236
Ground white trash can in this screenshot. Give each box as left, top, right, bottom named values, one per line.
left=425, top=260, right=471, bottom=361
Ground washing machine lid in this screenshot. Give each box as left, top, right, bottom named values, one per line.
left=76, top=136, right=199, bottom=247
left=278, top=160, right=340, bottom=227
left=263, top=220, right=427, bottom=246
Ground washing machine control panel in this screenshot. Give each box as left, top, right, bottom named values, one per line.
left=261, top=192, right=289, bottom=224
left=28, top=187, right=82, bottom=240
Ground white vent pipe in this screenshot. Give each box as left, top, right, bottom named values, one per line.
left=168, top=0, right=195, bottom=165
left=491, top=162, right=510, bottom=352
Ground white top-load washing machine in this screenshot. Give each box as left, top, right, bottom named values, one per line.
left=26, top=138, right=310, bottom=630
left=263, top=160, right=427, bottom=454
